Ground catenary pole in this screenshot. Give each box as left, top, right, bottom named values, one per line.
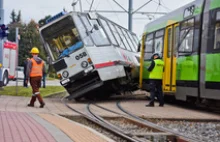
left=128, top=0, right=133, bottom=31
left=15, top=27, right=19, bottom=95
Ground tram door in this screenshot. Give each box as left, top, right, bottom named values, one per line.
left=163, top=24, right=179, bottom=93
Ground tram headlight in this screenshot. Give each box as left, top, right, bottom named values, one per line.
left=81, top=61, right=88, bottom=68
left=62, top=71, right=69, bottom=78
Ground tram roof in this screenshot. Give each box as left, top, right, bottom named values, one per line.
left=143, top=0, right=204, bottom=34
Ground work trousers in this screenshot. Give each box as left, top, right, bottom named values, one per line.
left=29, top=76, right=44, bottom=105
left=149, top=80, right=164, bottom=105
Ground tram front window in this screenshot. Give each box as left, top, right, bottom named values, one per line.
left=41, top=16, right=82, bottom=60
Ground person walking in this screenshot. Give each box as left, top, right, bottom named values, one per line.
left=23, top=58, right=30, bottom=87
left=146, top=53, right=164, bottom=107
left=26, top=47, right=46, bottom=108
left=41, top=60, right=49, bottom=88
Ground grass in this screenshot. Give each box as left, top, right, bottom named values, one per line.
left=0, top=86, right=65, bottom=97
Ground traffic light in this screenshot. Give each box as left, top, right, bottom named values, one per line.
left=0, top=24, right=9, bottom=39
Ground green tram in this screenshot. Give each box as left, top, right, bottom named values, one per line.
left=139, top=0, right=220, bottom=107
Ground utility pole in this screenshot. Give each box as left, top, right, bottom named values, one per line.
left=0, top=0, right=4, bottom=88
left=128, top=0, right=133, bottom=31
left=15, top=27, right=19, bottom=95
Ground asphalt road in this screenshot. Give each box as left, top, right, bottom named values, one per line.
left=7, top=79, right=61, bottom=86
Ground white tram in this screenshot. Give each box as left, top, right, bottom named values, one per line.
left=39, top=11, right=140, bottom=100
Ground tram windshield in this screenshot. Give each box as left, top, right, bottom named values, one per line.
left=41, top=16, right=82, bottom=60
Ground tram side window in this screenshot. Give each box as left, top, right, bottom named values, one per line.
left=115, top=26, right=131, bottom=51
left=81, top=15, right=110, bottom=46
left=179, top=19, right=194, bottom=52
left=145, top=33, right=154, bottom=53
left=73, top=15, right=93, bottom=46
left=126, top=31, right=138, bottom=51
left=109, top=23, right=126, bottom=49
left=122, top=28, right=136, bottom=52
left=99, top=18, right=118, bottom=46
left=214, top=23, right=220, bottom=50
left=154, top=30, right=164, bottom=55
left=90, top=20, right=110, bottom=46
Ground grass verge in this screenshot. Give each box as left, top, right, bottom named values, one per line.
left=0, top=86, right=65, bottom=97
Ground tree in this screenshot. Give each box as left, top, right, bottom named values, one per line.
left=17, top=10, right=21, bottom=22
left=10, top=10, right=17, bottom=23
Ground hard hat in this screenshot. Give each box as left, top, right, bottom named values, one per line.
left=151, top=53, right=160, bottom=59
left=30, top=47, right=39, bottom=54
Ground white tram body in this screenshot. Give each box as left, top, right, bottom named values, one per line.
left=39, top=11, right=140, bottom=100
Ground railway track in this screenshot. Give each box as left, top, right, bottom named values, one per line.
left=92, top=102, right=199, bottom=142
left=62, top=94, right=200, bottom=142
left=62, top=97, right=142, bottom=142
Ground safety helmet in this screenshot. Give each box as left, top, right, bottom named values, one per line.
left=151, top=53, right=160, bottom=59
left=30, top=47, right=39, bottom=54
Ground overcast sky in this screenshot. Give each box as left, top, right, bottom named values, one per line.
left=4, top=0, right=194, bottom=37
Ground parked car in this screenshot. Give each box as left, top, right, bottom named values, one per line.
left=14, top=66, right=24, bottom=80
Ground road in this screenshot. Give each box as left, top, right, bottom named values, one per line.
left=7, top=79, right=61, bottom=86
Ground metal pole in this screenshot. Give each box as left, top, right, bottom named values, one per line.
left=128, top=0, right=133, bottom=31
left=15, top=27, right=19, bottom=95
left=0, top=0, right=4, bottom=88
left=79, top=0, right=82, bottom=12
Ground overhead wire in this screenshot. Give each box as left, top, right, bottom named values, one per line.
left=153, top=0, right=170, bottom=12
left=94, top=0, right=101, bottom=11
left=106, top=0, right=123, bottom=25
left=89, top=0, right=95, bottom=12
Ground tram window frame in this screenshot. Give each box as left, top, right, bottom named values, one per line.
left=132, top=34, right=139, bottom=46
left=74, top=15, right=94, bottom=46
left=115, top=25, right=130, bottom=51
left=80, top=14, right=110, bottom=47
left=109, top=23, right=126, bottom=49
left=88, top=18, right=111, bottom=47
left=121, top=28, right=135, bottom=52
left=99, top=18, right=119, bottom=46
left=153, top=29, right=164, bottom=55
left=179, top=18, right=195, bottom=53
left=126, top=31, right=138, bottom=51
left=145, top=33, right=154, bottom=53
left=214, top=11, right=220, bottom=50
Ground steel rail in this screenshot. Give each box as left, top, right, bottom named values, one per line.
left=87, top=103, right=144, bottom=142
left=61, top=97, right=142, bottom=142
left=116, top=101, right=200, bottom=142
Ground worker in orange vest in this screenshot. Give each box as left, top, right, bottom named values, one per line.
left=26, top=47, right=46, bottom=108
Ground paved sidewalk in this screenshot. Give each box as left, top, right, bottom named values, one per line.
left=0, top=111, right=114, bottom=142
left=0, top=111, right=56, bottom=142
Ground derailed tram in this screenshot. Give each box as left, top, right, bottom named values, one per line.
left=139, top=0, right=220, bottom=108
left=39, top=11, right=140, bottom=100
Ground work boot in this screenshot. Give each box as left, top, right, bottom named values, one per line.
left=27, top=104, right=34, bottom=107
left=27, top=96, right=36, bottom=107
left=40, top=102, right=45, bottom=108
left=145, top=103, right=154, bottom=107
left=159, top=103, right=164, bottom=107
left=36, top=94, right=45, bottom=108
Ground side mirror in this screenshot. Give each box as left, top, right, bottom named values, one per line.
left=47, top=56, right=52, bottom=65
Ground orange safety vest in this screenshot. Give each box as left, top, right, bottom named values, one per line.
left=30, top=58, right=44, bottom=77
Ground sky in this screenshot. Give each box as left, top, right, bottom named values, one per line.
left=4, top=0, right=194, bottom=37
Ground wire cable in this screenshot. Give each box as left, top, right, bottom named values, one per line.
left=153, top=0, right=170, bottom=12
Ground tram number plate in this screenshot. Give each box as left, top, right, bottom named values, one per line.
left=75, top=52, right=87, bottom=60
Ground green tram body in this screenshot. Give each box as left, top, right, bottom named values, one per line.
left=141, top=0, right=220, bottom=104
